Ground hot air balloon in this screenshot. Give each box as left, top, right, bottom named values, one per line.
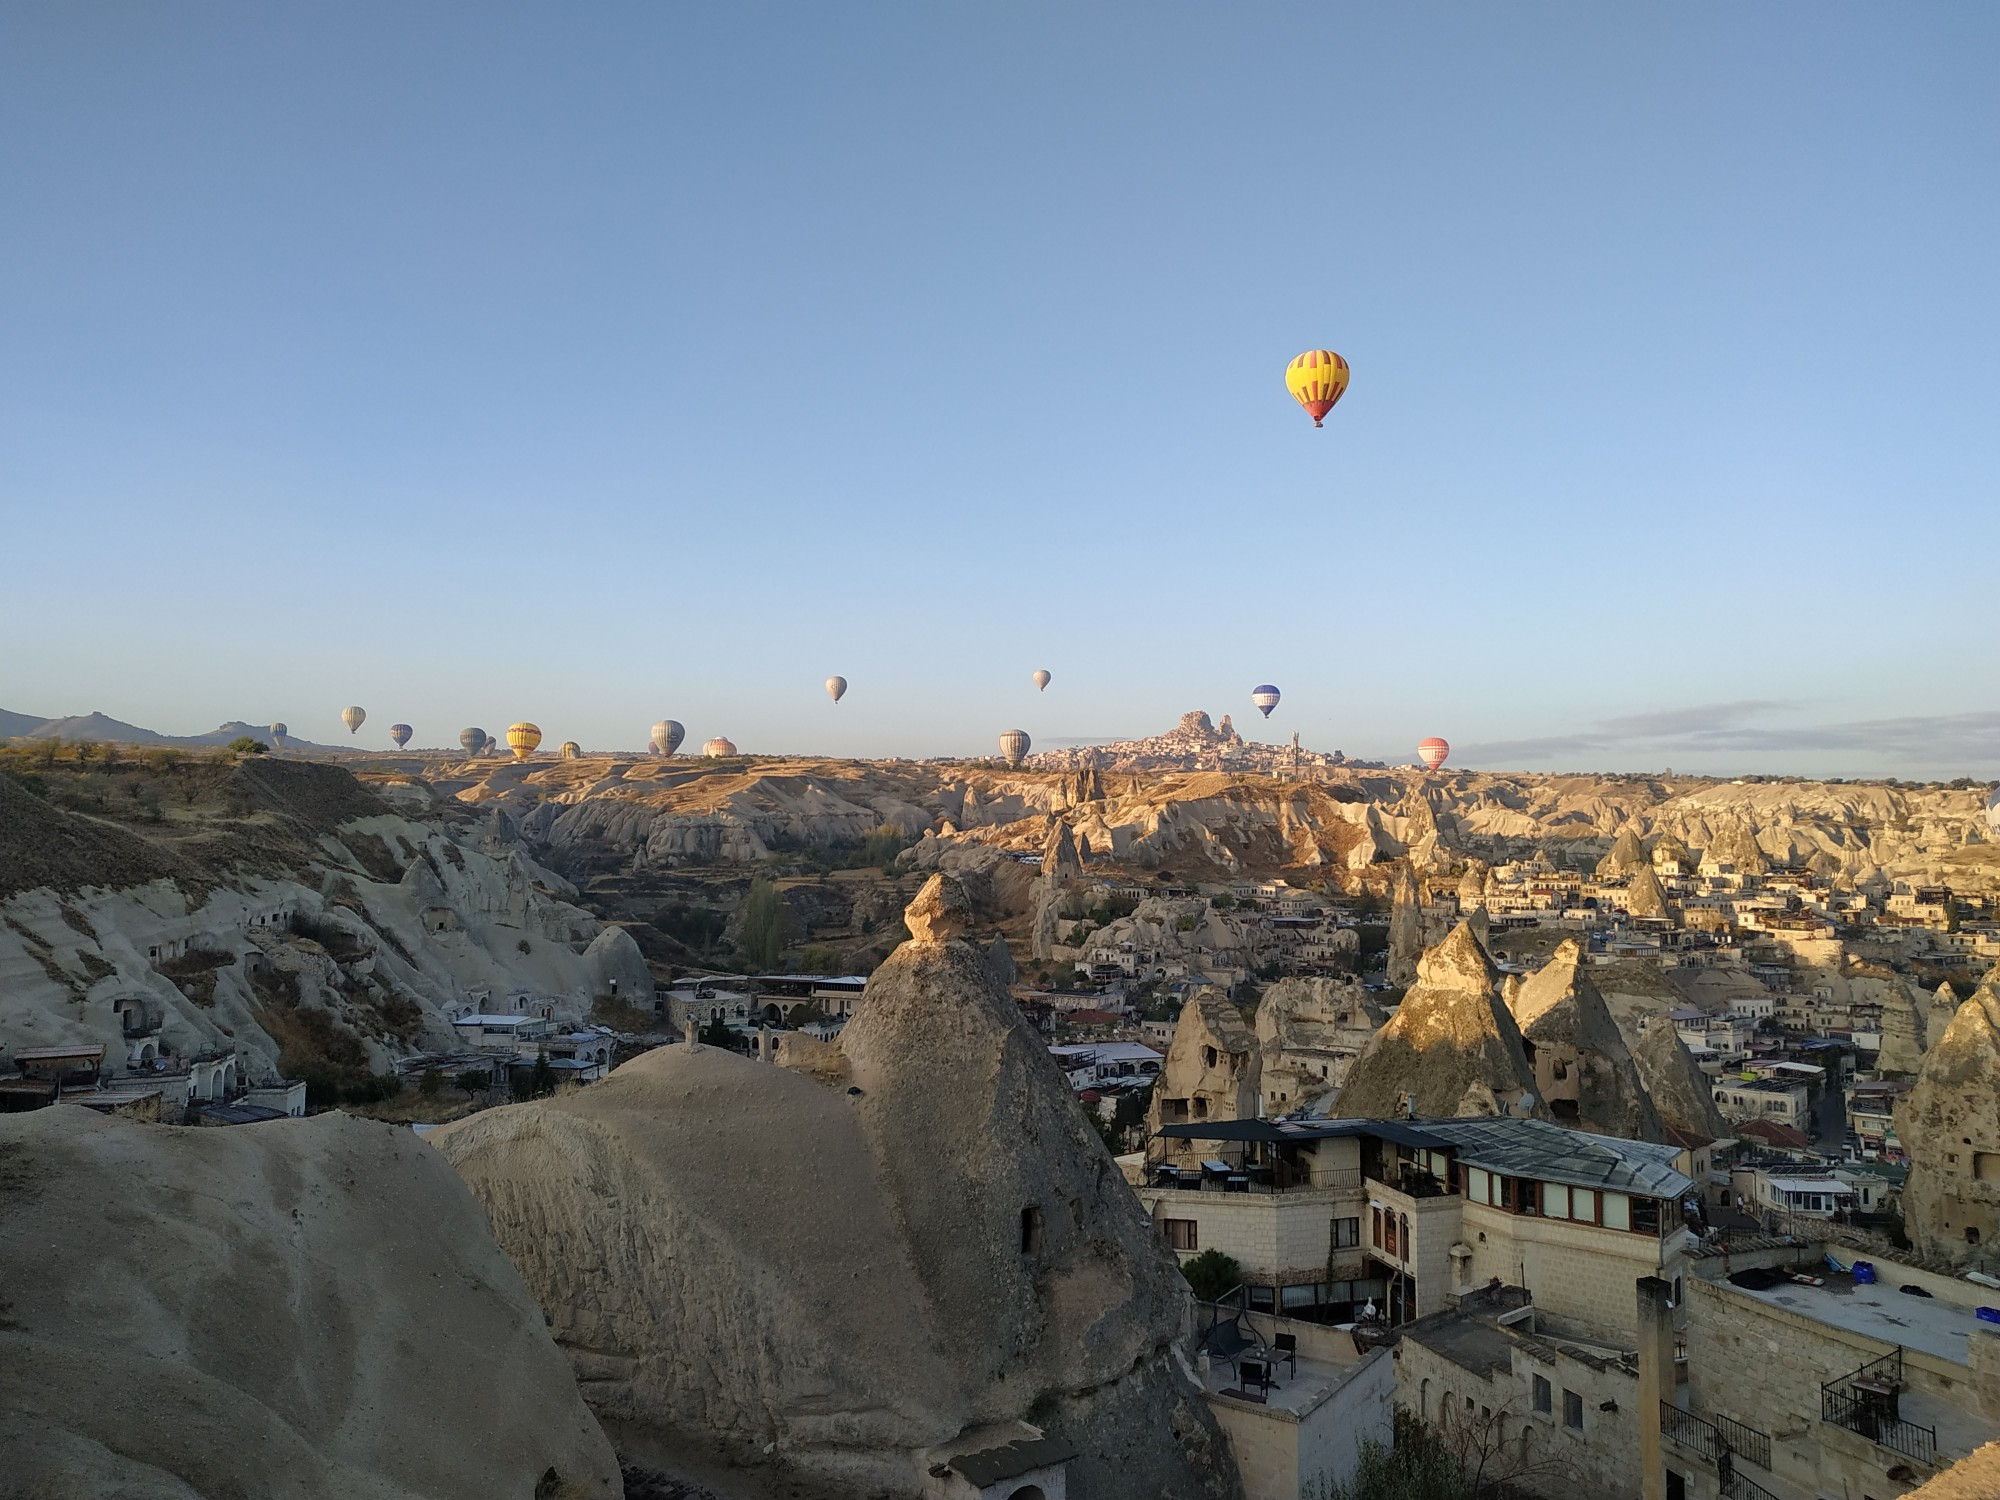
left=559, top=741, right=582, bottom=759
left=1251, top=685, right=1282, bottom=719
left=703, top=736, right=737, bottom=758
left=1418, top=737, right=1450, bottom=773
left=341, top=706, right=366, bottom=735
left=506, top=723, right=543, bottom=761
left=1032, top=670, right=1052, bottom=692
left=482, top=734, right=498, bottom=756
left=459, top=728, right=486, bottom=756
left=651, top=720, right=685, bottom=756
left=1987, top=787, right=2000, bottom=837
left=389, top=723, right=413, bottom=749
left=826, top=676, right=848, bottom=704
left=1285, top=349, right=1350, bottom=428
left=268, top=723, right=287, bottom=748
left=998, top=729, right=1031, bottom=767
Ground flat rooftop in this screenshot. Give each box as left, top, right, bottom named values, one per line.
left=1201, top=1348, right=1378, bottom=1419
left=1727, top=1276, right=1992, bottom=1366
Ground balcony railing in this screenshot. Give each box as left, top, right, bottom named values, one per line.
left=1148, top=1165, right=1362, bottom=1195
left=1660, top=1403, right=1774, bottom=1475
left=1821, top=1347, right=1937, bottom=1468
left=1661, top=1402, right=1720, bottom=1463
left=1721, top=1470, right=1780, bottom=1500
left=1821, top=1386, right=1936, bottom=1467
left=1714, top=1413, right=1773, bottom=1471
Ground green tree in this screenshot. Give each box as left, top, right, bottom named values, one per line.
left=798, top=942, right=840, bottom=975
left=456, top=1068, right=491, bottom=1101
left=698, top=1015, right=734, bottom=1048
left=226, top=735, right=268, bottom=755
left=1180, top=1249, right=1242, bottom=1303
left=418, top=1067, right=443, bottom=1098
left=740, top=877, right=784, bottom=970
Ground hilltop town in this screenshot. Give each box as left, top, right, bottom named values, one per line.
left=6, top=718, right=2000, bottom=1499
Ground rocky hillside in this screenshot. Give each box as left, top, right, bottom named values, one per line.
left=0, top=753, right=642, bottom=1102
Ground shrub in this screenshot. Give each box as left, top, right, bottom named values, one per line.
left=418, top=1067, right=443, bottom=1098
left=1180, top=1249, right=1242, bottom=1303
left=227, top=736, right=268, bottom=755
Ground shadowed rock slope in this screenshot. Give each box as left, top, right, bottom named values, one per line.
left=0, top=1108, right=619, bottom=1500
left=1508, top=940, right=1666, bottom=1141
left=436, top=874, right=1240, bottom=1500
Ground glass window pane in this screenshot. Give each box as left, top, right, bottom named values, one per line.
left=1281, top=1284, right=1317, bottom=1308
left=1603, top=1193, right=1630, bottom=1231
left=1574, top=1188, right=1596, bottom=1223
left=1545, top=1184, right=1569, bottom=1219
left=1468, top=1167, right=1488, bottom=1203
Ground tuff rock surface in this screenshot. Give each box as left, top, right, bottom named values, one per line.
left=0, top=1108, right=619, bottom=1500
left=436, top=875, right=1240, bottom=1500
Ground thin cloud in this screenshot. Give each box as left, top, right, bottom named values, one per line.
left=1460, top=706, right=2000, bottom=769
left=1594, top=700, right=1791, bottom=738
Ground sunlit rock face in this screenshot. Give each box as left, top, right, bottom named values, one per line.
left=437, top=875, right=1243, bottom=1500
left=1334, top=923, right=1545, bottom=1121
left=1899, top=979, right=2000, bottom=1266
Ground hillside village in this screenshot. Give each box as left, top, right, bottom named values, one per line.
left=7, top=724, right=2000, bottom=1499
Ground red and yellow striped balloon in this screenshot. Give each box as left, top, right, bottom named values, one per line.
left=1286, top=349, right=1350, bottom=427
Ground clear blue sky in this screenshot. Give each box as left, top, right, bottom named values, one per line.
left=5, top=5, right=1997, bottom=776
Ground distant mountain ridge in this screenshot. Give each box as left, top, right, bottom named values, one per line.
left=0, top=709, right=334, bottom=750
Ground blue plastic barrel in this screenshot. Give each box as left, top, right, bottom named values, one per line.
left=1853, top=1261, right=1876, bottom=1284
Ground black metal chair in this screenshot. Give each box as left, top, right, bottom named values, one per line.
left=1271, top=1331, right=1298, bottom=1377
left=1237, top=1357, right=1274, bottom=1396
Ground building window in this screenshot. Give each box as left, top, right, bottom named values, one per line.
left=1533, top=1374, right=1552, bottom=1414
left=1563, top=1389, right=1584, bottom=1430
left=1163, top=1219, right=1198, bottom=1251
left=1203, top=1045, right=1217, bottom=1067
left=1633, top=1197, right=1662, bottom=1235
left=1332, top=1216, right=1360, bottom=1249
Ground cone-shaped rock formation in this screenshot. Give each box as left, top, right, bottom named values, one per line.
left=1333, top=923, right=1543, bottom=1121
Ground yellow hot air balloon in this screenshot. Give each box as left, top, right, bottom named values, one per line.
left=506, top=722, right=543, bottom=761
left=1285, top=349, right=1350, bottom=427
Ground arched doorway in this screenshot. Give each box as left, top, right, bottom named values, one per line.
left=1006, top=1488, right=1046, bottom=1500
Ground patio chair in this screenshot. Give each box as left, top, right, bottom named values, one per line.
left=1237, top=1357, right=1274, bottom=1396
left=1271, top=1331, right=1298, bottom=1377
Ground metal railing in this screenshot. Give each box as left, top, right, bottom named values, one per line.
left=1821, top=1386, right=1937, bottom=1467
left=1660, top=1403, right=1719, bottom=1462
left=1721, top=1469, right=1780, bottom=1500
left=1147, top=1165, right=1362, bottom=1195
left=1714, top=1413, right=1773, bottom=1471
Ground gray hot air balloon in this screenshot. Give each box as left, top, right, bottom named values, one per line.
left=998, top=729, right=1031, bottom=767
left=268, top=722, right=288, bottom=748
left=460, top=727, right=486, bottom=756
left=389, top=723, right=413, bottom=749
left=651, top=720, right=685, bottom=756
left=1987, top=787, right=2000, bottom=838
left=559, top=741, right=582, bottom=759
left=341, top=705, right=366, bottom=735
left=1032, top=669, right=1052, bottom=692
left=825, top=675, right=847, bottom=704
